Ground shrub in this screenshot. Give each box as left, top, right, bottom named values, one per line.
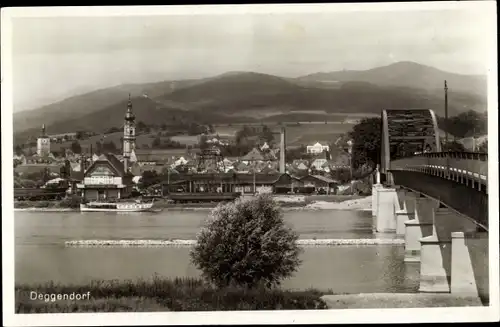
left=58, top=195, right=83, bottom=208
left=190, top=194, right=302, bottom=289
left=33, top=201, right=52, bottom=208
left=14, top=201, right=33, bottom=208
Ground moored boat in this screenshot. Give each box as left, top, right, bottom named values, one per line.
left=80, top=199, right=156, bottom=212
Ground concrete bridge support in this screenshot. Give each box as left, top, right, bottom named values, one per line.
left=372, top=184, right=489, bottom=300
left=404, top=196, right=436, bottom=262
left=374, top=187, right=397, bottom=233
left=418, top=206, right=482, bottom=294
left=451, top=231, right=489, bottom=298
left=395, top=188, right=416, bottom=237
left=371, top=183, right=383, bottom=218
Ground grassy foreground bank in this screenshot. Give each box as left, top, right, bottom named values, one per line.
left=16, top=277, right=328, bottom=313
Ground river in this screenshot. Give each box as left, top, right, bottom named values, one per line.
left=15, top=209, right=420, bottom=293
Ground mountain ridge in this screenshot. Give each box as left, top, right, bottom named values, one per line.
left=13, top=61, right=487, bottom=139
left=299, top=61, right=486, bottom=97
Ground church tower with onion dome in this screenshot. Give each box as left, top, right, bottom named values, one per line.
left=123, top=94, right=136, bottom=173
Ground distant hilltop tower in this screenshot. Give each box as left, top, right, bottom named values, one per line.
left=37, top=124, right=51, bottom=156
left=123, top=94, right=136, bottom=173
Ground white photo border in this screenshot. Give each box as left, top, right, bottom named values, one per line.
left=2, top=2, right=498, bottom=325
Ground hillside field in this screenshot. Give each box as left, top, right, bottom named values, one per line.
left=23, top=120, right=357, bottom=155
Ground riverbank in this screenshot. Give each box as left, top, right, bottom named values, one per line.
left=64, top=238, right=404, bottom=247
left=321, top=293, right=485, bottom=308
left=13, top=195, right=372, bottom=212
left=305, top=196, right=372, bottom=210
left=15, top=277, right=328, bottom=312
left=15, top=277, right=485, bottom=313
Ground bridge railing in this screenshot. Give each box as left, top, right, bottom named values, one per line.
left=390, top=152, right=488, bottom=192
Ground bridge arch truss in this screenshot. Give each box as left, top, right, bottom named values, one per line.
left=381, top=108, right=441, bottom=177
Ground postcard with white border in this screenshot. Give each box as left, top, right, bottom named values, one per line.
left=2, top=2, right=499, bottom=326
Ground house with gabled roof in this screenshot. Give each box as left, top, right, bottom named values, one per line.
left=76, top=153, right=134, bottom=201
left=234, top=161, right=250, bottom=173
left=241, top=147, right=265, bottom=164
left=300, top=174, right=338, bottom=194
left=310, top=158, right=329, bottom=171
left=292, top=159, right=309, bottom=171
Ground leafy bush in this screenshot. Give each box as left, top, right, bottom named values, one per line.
left=478, top=140, right=488, bottom=153
left=32, top=201, right=52, bottom=208
left=190, top=194, right=302, bottom=289
left=14, top=201, right=33, bottom=208
left=58, top=195, right=83, bottom=208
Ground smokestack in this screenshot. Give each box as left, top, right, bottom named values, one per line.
left=280, top=126, right=286, bottom=174
left=444, top=80, right=448, bottom=145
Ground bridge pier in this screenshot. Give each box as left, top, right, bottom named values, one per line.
left=395, top=188, right=415, bottom=237
left=451, top=231, right=489, bottom=298
left=371, top=183, right=383, bottom=218
left=418, top=208, right=454, bottom=293
left=418, top=206, right=482, bottom=294
left=374, top=187, right=397, bottom=233
left=404, top=196, right=436, bottom=262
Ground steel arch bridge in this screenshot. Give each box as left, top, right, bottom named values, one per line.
left=380, top=109, right=441, bottom=176
left=380, top=109, right=488, bottom=229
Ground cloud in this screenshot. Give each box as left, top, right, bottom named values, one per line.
left=10, top=6, right=495, bottom=109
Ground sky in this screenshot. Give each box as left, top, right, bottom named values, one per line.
left=8, top=3, right=496, bottom=112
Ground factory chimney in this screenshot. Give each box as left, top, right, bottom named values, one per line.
left=279, top=126, right=286, bottom=174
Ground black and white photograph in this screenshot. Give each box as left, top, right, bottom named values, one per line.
left=2, top=2, right=498, bottom=325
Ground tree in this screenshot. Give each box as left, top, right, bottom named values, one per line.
left=102, top=141, right=118, bottom=153
left=70, top=141, right=82, bottom=154
left=442, top=140, right=466, bottom=152
left=348, top=117, right=381, bottom=169
left=14, top=145, right=23, bottom=156
left=190, top=194, right=302, bottom=289
left=438, top=110, right=487, bottom=139
left=136, top=121, right=147, bottom=132
left=75, top=131, right=85, bottom=140
left=95, top=142, right=103, bottom=155
left=331, top=168, right=352, bottom=184
left=208, top=124, right=215, bottom=134
left=152, top=137, right=162, bottom=148
left=199, top=134, right=209, bottom=151
left=140, top=170, right=161, bottom=189
left=259, top=125, right=274, bottom=145
left=478, top=140, right=488, bottom=153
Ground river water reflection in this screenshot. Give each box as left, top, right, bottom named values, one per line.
left=15, top=209, right=419, bottom=293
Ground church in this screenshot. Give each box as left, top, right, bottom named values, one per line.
left=76, top=95, right=137, bottom=201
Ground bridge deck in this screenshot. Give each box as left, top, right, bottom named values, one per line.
left=389, top=152, right=488, bottom=229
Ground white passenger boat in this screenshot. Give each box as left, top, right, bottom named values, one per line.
left=80, top=199, right=156, bottom=212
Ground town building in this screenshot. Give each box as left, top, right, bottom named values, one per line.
left=299, top=175, right=338, bottom=194
left=14, top=163, right=63, bottom=178
left=162, top=172, right=302, bottom=195
left=310, top=158, right=329, bottom=171
left=306, top=142, right=329, bottom=154
left=37, top=124, right=51, bottom=156
left=76, top=153, right=133, bottom=201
